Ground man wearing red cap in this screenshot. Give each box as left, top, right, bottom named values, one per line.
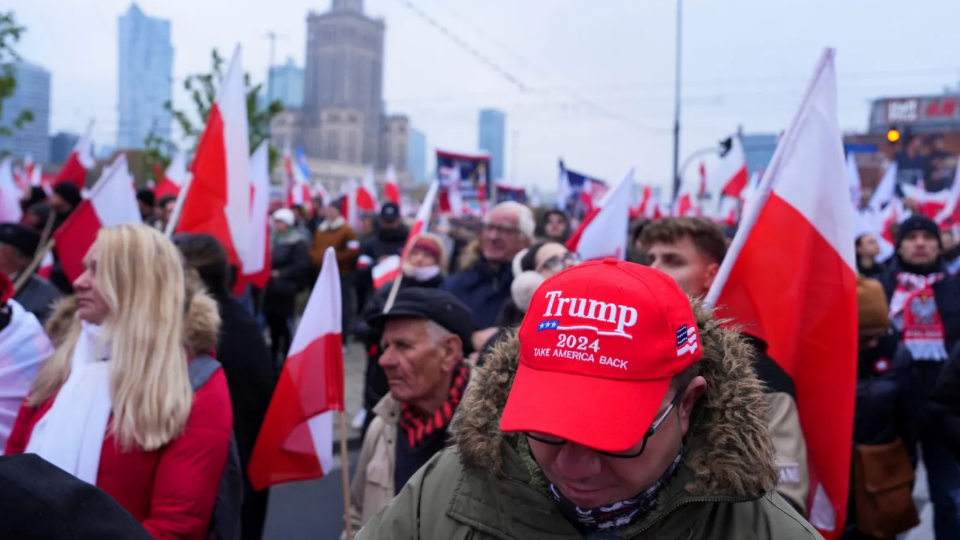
left=356, top=259, right=821, bottom=539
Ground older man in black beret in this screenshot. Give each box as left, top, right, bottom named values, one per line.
left=0, top=223, right=60, bottom=323
left=342, top=288, right=475, bottom=538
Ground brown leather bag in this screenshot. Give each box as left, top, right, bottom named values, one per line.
left=853, top=438, right=920, bottom=538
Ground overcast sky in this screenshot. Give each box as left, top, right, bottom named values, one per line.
left=9, top=0, right=960, bottom=192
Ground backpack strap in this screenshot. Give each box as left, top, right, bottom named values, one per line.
left=188, top=353, right=222, bottom=391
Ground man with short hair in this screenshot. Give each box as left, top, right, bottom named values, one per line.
left=441, top=201, right=533, bottom=346
left=156, top=195, right=177, bottom=232
left=357, top=260, right=820, bottom=539
left=641, top=217, right=810, bottom=516
left=0, top=224, right=60, bottom=323
left=878, top=214, right=960, bottom=540
left=344, top=288, right=474, bottom=538
left=136, top=189, right=159, bottom=227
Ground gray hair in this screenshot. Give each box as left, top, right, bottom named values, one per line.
left=424, top=320, right=453, bottom=345
left=485, top=201, right=535, bottom=240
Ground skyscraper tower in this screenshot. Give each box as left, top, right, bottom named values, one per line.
left=117, top=3, right=173, bottom=149
left=303, top=0, right=385, bottom=165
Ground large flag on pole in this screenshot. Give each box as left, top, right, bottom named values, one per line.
left=236, top=141, right=271, bottom=292
left=704, top=48, right=856, bottom=539
left=53, top=155, right=142, bottom=282
left=369, top=179, right=440, bottom=290
left=175, top=45, right=251, bottom=265
left=384, top=165, right=401, bottom=205
left=248, top=247, right=345, bottom=490
left=54, top=121, right=95, bottom=189
left=566, top=169, right=633, bottom=261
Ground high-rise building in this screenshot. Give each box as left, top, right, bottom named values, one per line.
left=303, top=0, right=385, bottom=164
left=49, top=131, right=79, bottom=164
left=407, top=128, right=426, bottom=184
left=268, top=57, right=304, bottom=109
left=117, top=3, right=173, bottom=149
left=478, top=109, right=506, bottom=180
left=0, top=61, right=51, bottom=162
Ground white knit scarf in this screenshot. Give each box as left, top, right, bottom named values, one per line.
left=25, top=322, right=113, bottom=485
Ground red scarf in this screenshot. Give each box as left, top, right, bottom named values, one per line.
left=891, top=272, right=948, bottom=361
left=399, top=364, right=470, bottom=449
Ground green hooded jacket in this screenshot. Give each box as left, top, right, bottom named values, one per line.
left=356, top=301, right=824, bottom=540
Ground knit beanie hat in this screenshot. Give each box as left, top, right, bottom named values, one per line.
left=896, top=214, right=941, bottom=249
left=53, top=182, right=82, bottom=208
left=858, top=275, right=889, bottom=331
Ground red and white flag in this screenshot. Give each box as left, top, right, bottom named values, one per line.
left=356, top=167, right=378, bottom=213
left=340, top=177, right=361, bottom=229
left=868, top=161, right=898, bottom=213
left=234, top=141, right=271, bottom=294
left=704, top=49, right=856, bottom=539
left=53, top=155, right=141, bottom=282
left=384, top=165, right=401, bottom=205
left=175, top=45, right=251, bottom=265
left=369, top=179, right=440, bottom=289
left=711, top=136, right=749, bottom=199
left=0, top=158, right=23, bottom=224
left=54, top=121, right=95, bottom=189
left=155, top=151, right=188, bottom=201
left=248, top=246, right=345, bottom=490
left=566, top=170, right=633, bottom=261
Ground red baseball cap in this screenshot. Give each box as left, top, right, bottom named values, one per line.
left=500, top=258, right=703, bottom=452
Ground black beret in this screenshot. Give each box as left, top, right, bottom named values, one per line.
left=367, top=288, right=476, bottom=356
left=53, top=182, right=82, bottom=207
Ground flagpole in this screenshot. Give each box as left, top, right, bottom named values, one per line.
left=338, top=409, right=353, bottom=539
left=164, top=173, right=194, bottom=238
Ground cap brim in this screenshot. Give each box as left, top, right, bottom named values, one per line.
left=500, top=362, right=671, bottom=453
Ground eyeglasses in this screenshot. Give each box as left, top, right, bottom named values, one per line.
left=481, top=223, right=521, bottom=237
left=537, top=252, right=580, bottom=273
left=526, top=383, right=688, bottom=459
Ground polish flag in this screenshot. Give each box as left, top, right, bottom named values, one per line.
left=54, top=121, right=95, bottom=189
left=369, top=179, right=440, bottom=289
left=384, top=165, right=400, bottom=205
left=248, top=246, right=345, bottom=490
left=37, top=252, right=54, bottom=280
left=356, top=167, right=378, bottom=213
left=340, top=177, right=361, bottom=229
left=566, top=169, right=633, bottom=261
left=930, top=159, right=960, bottom=225
left=234, top=141, right=271, bottom=294
left=901, top=182, right=952, bottom=222
left=155, top=151, right=188, bottom=201
left=704, top=49, right=856, bottom=539
left=53, top=155, right=141, bottom=282
left=713, top=136, right=749, bottom=199
left=175, top=45, right=251, bottom=265
left=0, top=158, right=23, bottom=224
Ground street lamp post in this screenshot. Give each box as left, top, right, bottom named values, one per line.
left=670, top=0, right=683, bottom=203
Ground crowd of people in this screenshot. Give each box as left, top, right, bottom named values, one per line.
left=0, top=183, right=958, bottom=540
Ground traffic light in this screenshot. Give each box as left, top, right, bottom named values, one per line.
left=887, top=128, right=901, bottom=143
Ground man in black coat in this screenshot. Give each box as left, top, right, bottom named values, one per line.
left=263, top=209, right=312, bottom=365
left=0, top=223, right=60, bottom=323
left=878, top=214, right=960, bottom=539
left=356, top=203, right=409, bottom=315
left=174, top=233, right=278, bottom=540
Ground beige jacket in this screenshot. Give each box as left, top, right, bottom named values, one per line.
left=343, top=368, right=474, bottom=539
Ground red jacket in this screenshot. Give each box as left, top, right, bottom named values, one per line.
left=6, top=287, right=232, bottom=540
left=5, top=368, right=233, bottom=540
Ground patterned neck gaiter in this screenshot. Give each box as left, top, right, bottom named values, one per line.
left=549, top=447, right=683, bottom=533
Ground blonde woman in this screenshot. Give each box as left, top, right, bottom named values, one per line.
left=5, top=224, right=232, bottom=540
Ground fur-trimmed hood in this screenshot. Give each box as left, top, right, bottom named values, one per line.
left=45, top=277, right=220, bottom=355
left=451, top=298, right=780, bottom=499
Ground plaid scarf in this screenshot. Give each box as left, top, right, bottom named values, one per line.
left=399, top=363, right=470, bottom=449
left=891, top=272, right=948, bottom=361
